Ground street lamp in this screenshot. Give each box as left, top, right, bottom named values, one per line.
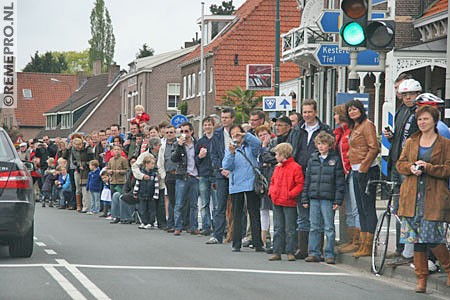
left=51, top=78, right=73, bottom=134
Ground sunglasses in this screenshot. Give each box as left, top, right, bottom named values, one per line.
left=181, top=130, right=190, bottom=133
left=166, top=131, right=174, bottom=134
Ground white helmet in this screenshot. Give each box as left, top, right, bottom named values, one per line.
left=414, top=93, right=444, bottom=107
left=398, top=79, right=422, bottom=93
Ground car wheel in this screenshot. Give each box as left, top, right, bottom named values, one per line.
left=9, top=223, right=34, bottom=258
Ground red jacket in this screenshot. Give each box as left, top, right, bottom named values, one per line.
left=268, top=157, right=304, bottom=207
left=334, top=125, right=351, bottom=175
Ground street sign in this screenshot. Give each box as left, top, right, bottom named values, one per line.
left=263, top=96, right=292, bottom=112
left=317, top=10, right=386, bottom=33
left=314, top=44, right=379, bottom=66
left=170, top=114, right=188, bottom=128
left=373, top=0, right=387, bottom=5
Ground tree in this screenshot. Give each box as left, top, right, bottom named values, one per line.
left=136, top=43, right=155, bottom=59
left=222, top=86, right=262, bottom=123
left=22, top=51, right=68, bottom=73
left=88, top=0, right=116, bottom=72
left=210, top=0, right=235, bottom=15
left=178, top=100, right=188, bottom=116
left=54, top=49, right=90, bottom=74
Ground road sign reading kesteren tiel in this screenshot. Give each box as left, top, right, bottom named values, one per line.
left=263, top=96, right=292, bottom=112
left=314, top=44, right=379, bottom=66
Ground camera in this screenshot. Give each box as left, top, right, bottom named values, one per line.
left=414, top=164, right=424, bottom=171
left=230, top=139, right=238, bottom=147
left=181, top=133, right=186, bottom=139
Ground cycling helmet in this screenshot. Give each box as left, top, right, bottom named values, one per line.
left=398, top=79, right=422, bottom=93
left=414, top=93, right=444, bottom=107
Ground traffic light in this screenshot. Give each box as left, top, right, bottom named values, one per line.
left=340, top=0, right=368, bottom=48
left=366, top=20, right=395, bottom=50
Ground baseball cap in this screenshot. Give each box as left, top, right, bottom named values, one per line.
left=20, top=142, right=27, bottom=147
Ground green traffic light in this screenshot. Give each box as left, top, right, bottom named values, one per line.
left=341, top=22, right=366, bottom=46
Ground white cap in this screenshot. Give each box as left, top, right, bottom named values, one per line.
left=20, top=142, right=27, bottom=147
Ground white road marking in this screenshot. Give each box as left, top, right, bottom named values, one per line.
left=44, top=266, right=87, bottom=300
left=35, top=242, right=47, bottom=247
left=56, top=259, right=111, bottom=300
left=75, top=264, right=352, bottom=276
left=44, top=249, right=57, bottom=255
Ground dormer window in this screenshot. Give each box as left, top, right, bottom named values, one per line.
left=198, top=15, right=236, bottom=45
left=22, top=89, right=32, bottom=99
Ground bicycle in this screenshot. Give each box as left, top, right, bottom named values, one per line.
left=366, top=179, right=402, bottom=275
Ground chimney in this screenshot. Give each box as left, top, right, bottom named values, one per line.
left=93, top=60, right=102, bottom=76
left=108, top=64, right=120, bottom=84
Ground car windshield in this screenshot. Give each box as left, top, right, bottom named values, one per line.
left=0, top=131, right=15, bottom=160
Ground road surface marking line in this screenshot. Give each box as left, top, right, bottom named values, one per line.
left=56, top=259, right=111, bottom=300
left=45, top=249, right=57, bottom=255
left=35, top=242, right=46, bottom=247
left=0, top=263, right=60, bottom=268
left=44, top=266, right=87, bottom=300
left=74, top=264, right=352, bottom=276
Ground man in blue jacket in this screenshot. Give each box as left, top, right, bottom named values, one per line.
left=206, top=108, right=235, bottom=244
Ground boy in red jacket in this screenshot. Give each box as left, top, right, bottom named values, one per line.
left=268, top=143, right=304, bottom=261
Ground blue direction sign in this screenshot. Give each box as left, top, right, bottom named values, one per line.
left=314, top=44, right=379, bottom=66
left=317, top=10, right=386, bottom=33
left=170, top=114, right=188, bottom=128
left=263, top=96, right=292, bottom=112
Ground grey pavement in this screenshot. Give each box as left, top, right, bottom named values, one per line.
left=0, top=205, right=448, bottom=300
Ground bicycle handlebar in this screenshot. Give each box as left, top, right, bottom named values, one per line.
left=365, top=180, right=399, bottom=195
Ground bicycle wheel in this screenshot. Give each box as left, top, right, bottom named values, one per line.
left=372, top=210, right=391, bottom=274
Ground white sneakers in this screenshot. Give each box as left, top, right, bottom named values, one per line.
left=138, top=223, right=154, bottom=229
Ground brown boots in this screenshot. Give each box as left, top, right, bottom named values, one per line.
left=352, top=232, right=373, bottom=257
left=76, top=194, right=82, bottom=212
left=338, top=228, right=361, bottom=253
left=414, top=251, right=428, bottom=293
left=431, top=244, right=450, bottom=287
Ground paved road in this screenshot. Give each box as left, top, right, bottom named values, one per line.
left=0, top=206, right=447, bottom=300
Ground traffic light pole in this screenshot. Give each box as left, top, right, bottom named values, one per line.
left=347, top=51, right=386, bottom=93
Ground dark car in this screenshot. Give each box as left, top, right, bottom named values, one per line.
left=0, top=127, right=35, bottom=257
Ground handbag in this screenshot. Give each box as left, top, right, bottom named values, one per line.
left=237, top=149, right=269, bottom=196
left=120, top=192, right=139, bottom=205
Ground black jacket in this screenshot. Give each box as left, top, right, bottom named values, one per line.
left=171, top=139, right=197, bottom=176
left=195, top=135, right=214, bottom=177
left=301, top=151, right=345, bottom=205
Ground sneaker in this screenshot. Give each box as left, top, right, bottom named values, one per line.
left=305, top=256, right=320, bottom=262
left=386, top=255, right=413, bottom=267
left=206, top=237, right=220, bottom=244
left=325, top=258, right=336, bottom=264
left=110, top=218, right=120, bottom=224
left=86, top=212, right=94, bottom=215
left=120, top=220, right=132, bottom=224
left=144, top=224, right=153, bottom=229
left=269, top=254, right=281, bottom=261
left=174, top=230, right=182, bottom=236
left=287, top=254, right=296, bottom=261
left=242, top=240, right=252, bottom=247
left=105, top=216, right=113, bottom=220
left=138, top=224, right=146, bottom=229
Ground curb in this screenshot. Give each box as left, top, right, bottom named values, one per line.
left=337, top=253, right=450, bottom=296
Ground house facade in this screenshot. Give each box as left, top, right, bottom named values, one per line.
left=0, top=72, right=76, bottom=140
left=180, top=0, right=302, bottom=123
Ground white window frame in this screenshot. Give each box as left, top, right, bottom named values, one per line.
left=22, top=89, right=32, bottom=98
left=209, top=67, right=214, bottom=93
left=187, top=75, right=192, bottom=99
left=183, top=76, right=187, bottom=100
left=192, top=73, right=196, bottom=98
left=167, top=83, right=181, bottom=110
left=60, top=113, right=72, bottom=129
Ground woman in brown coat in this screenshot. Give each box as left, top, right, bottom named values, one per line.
left=397, top=105, right=450, bottom=293
left=346, top=99, right=380, bottom=258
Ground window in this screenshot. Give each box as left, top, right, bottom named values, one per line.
left=9, top=116, right=13, bottom=127
left=187, top=75, right=192, bottom=98
left=209, top=67, right=214, bottom=93
left=198, top=70, right=205, bottom=96
left=60, top=113, right=72, bottom=129
left=22, top=89, right=32, bottom=99
left=192, top=73, right=196, bottom=98
left=183, top=76, right=187, bottom=100
left=167, top=83, right=181, bottom=109
left=46, top=115, right=57, bottom=129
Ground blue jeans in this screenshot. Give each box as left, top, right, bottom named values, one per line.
left=273, top=205, right=297, bottom=255
left=120, top=200, right=135, bottom=221
left=345, top=173, right=360, bottom=228
left=111, top=192, right=121, bottom=218
left=59, top=189, right=72, bottom=207
left=90, top=191, right=100, bottom=213
left=174, top=176, right=199, bottom=231
left=309, top=200, right=336, bottom=259
left=296, top=204, right=310, bottom=232
left=199, top=176, right=217, bottom=232
left=212, top=178, right=229, bottom=242
left=352, top=166, right=379, bottom=233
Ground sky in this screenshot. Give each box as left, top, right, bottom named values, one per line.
left=17, top=0, right=246, bottom=71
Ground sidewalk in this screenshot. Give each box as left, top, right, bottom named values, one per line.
left=337, top=252, right=450, bottom=296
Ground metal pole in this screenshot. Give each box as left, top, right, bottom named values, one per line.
left=199, top=2, right=205, bottom=136
left=445, top=3, right=450, bottom=124
left=274, top=0, right=280, bottom=96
